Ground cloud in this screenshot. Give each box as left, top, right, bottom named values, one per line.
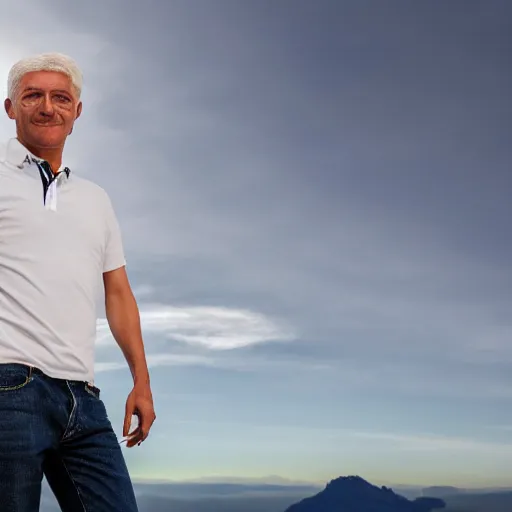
left=94, top=361, right=127, bottom=373
left=95, top=353, right=215, bottom=373
left=348, top=430, right=509, bottom=454
left=483, top=425, right=512, bottom=432
left=96, top=304, right=295, bottom=350
left=166, top=418, right=512, bottom=455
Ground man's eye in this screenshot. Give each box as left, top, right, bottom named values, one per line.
left=56, top=95, right=71, bottom=102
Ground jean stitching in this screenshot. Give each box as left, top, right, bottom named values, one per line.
left=0, top=366, right=33, bottom=391
left=62, top=381, right=77, bottom=441
left=60, top=456, right=87, bottom=512
left=0, top=375, right=31, bottom=391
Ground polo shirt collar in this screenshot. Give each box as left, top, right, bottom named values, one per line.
left=3, top=137, right=70, bottom=177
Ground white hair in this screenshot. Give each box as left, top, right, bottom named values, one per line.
left=7, top=52, right=83, bottom=101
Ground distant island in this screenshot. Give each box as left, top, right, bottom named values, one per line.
left=284, top=475, right=445, bottom=512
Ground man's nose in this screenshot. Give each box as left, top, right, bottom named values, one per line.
left=39, top=95, right=55, bottom=116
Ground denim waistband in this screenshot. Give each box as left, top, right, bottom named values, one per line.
left=0, top=362, right=91, bottom=386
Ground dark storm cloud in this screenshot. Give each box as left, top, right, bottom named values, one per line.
left=5, top=0, right=512, bottom=382
left=49, top=0, right=512, bottom=266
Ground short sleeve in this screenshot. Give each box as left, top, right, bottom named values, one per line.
left=103, top=194, right=126, bottom=273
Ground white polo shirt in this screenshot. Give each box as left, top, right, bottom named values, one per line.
left=0, top=138, right=126, bottom=383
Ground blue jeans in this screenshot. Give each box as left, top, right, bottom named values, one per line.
left=0, top=363, right=139, bottom=511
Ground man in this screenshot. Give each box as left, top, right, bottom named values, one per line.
left=0, top=52, right=155, bottom=511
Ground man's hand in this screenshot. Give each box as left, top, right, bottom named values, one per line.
left=123, top=383, right=156, bottom=448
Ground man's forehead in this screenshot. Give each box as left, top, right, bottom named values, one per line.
left=19, top=70, right=73, bottom=88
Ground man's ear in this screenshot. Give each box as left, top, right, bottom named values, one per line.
left=69, top=101, right=82, bottom=136
left=4, top=98, right=15, bottom=119
left=75, top=101, right=82, bottom=120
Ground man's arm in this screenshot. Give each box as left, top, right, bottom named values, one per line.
left=103, top=266, right=156, bottom=446
left=104, top=266, right=149, bottom=384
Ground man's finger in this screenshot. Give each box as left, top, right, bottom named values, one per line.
left=140, top=416, right=151, bottom=441
left=127, top=426, right=143, bottom=447
left=138, top=410, right=157, bottom=445
left=126, top=431, right=141, bottom=448
left=123, top=407, right=134, bottom=437
left=124, top=411, right=141, bottom=447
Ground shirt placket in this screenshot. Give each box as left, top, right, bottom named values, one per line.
left=35, top=160, right=68, bottom=212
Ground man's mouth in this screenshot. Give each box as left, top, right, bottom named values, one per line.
left=33, top=122, right=61, bottom=127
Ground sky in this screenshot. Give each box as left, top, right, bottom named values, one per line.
left=1, top=0, right=512, bottom=488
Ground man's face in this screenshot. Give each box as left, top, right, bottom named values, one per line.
left=4, top=70, right=82, bottom=150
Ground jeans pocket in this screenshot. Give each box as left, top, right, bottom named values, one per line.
left=0, top=364, right=32, bottom=391
left=84, top=382, right=101, bottom=399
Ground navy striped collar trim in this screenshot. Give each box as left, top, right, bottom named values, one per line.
left=26, top=155, right=71, bottom=179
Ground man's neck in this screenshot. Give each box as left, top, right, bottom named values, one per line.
left=17, top=137, right=64, bottom=174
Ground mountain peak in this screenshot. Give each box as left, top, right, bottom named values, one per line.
left=285, top=475, right=446, bottom=512
left=328, top=475, right=370, bottom=485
